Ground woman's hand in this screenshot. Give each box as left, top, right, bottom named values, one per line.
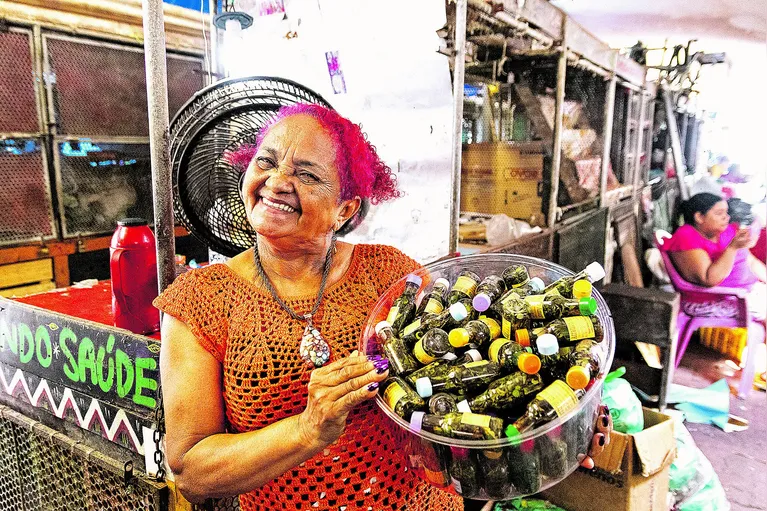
left=730, top=227, right=757, bottom=250
left=579, top=405, right=612, bottom=470
left=298, top=351, right=389, bottom=448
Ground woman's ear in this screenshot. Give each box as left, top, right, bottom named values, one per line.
left=334, top=196, right=362, bottom=232
left=693, top=211, right=705, bottom=225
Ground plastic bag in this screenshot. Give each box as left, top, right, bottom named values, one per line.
left=601, top=367, right=644, bottom=434
left=494, top=498, right=567, bottom=510
left=678, top=468, right=730, bottom=511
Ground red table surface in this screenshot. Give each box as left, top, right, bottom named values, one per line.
left=14, top=280, right=161, bottom=340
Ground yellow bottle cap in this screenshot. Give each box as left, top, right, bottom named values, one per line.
left=487, top=338, right=508, bottom=362
left=515, top=329, right=531, bottom=347
left=482, top=317, right=501, bottom=340
left=448, top=328, right=470, bottom=348
left=566, top=366, right=591, bottom=390
left=572, top=280, right=593, bottom=299
left=413, top=341, right=436, bottom=364
left=517, top=353, right=541, bottom=375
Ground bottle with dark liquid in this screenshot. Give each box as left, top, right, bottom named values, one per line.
left=386, top=274, right=423, bottom=334
left=376, top=321, right=419, bottom=375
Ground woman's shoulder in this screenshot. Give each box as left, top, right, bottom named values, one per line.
left=664, top=224, right=707, bottom=252
left=353, top=243, right=420, bottom=270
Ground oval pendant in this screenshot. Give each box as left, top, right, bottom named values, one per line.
left=300, top=324, right=331, bottom=367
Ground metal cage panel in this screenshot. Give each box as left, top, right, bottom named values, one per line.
left=0, top=29, right=39, bottom=134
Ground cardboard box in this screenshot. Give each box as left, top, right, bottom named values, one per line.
left=543, top=408, right=676, bottom=511
left=460, top=142, right=545, bottom=226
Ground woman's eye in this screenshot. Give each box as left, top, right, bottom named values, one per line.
left=298, top=171, right=321, bottom=183
left=255, top=157, right=275, bottom=170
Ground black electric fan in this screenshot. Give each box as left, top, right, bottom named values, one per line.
left=170, top=76, right=344, bottom=258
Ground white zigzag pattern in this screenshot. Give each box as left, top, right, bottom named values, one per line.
left=0, top=367, right=143, bottom=454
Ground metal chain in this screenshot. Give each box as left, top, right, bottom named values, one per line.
left=153, top=386, right=166, bottom=481
left=253, top=233, right=337, bottom=322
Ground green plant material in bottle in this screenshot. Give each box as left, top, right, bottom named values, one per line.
left=502, top=264, right=530, bottom=289
left=401, top=302, right=469, bottom=345
left=457, top=371, right=543, bottom=414
left=406, top=358, right=454, bottom=386
left=478, top=448, right=513, bottom=499
left=536, top=434, right=568, bottom=479
left=500, top=296, right=531, bottom=339
left=410, top=411, right=504, bottom=440
left=381, top=376, right=425, bottom=420
left=448, top=317, right=501, bottom=349
left=507, top=440, right=541, bottom=494
left=505, top=380, right=585, bottom=435
left=472, top=275, right=507, bottom=312
left=416, top=277, right=450, bottom=317
left=428, top=392, right=461, bottom=415
left=488, top=338, right=541, bottom=375
left=447, top=270, right=481, bottom=305
left=542, top=262, right=605, bottom=298
left=565, top=339, right=600, bottom=390
left=523, top=295, right=597, bottom=321
left=529, top=334, right=565, bottom=383
left=514, top=326, right=546, bottom=348
left=415, top=360, right=502, bottom=398
left=413, top=328, right=454, bottom=364
left=376, top=321, right=419, bottom=375
left=489, top=278, right=545, bottom=322
left=540, top=316, right=604, bottom=346
left=448, top=447, right=482, bottom=498
left=386, top=274, right=423, bottom=335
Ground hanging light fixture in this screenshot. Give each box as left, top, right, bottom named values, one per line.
left=214, top=0, right=254, bottom=32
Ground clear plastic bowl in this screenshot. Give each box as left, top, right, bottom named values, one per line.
left=359, top=254, right=615, bottom=500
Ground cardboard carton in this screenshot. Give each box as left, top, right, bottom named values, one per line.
left=542, top=408, right=676, bottom=511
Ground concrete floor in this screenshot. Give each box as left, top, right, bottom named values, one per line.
left=673, top=342, right=767, bottom=511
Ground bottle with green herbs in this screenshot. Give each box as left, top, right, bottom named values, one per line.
left=532, top=334, right=566, bottom=382
left=502, top=264, right=530, bottom=288
left=523, top=294, right=597, bottom=321
left=448, top=317, right=501, bottom=349
left=401, top=302, right=468, bottom=344
left=415, top=360, right=502, bottom=398
left=415, top=277, right=450, bottom=317
left=472, top=275, right=506, bottom=312
left=381, top=376, right=425, bottom=420
left=386, top=274, right=422, bottom=334
left=537, top=434, right=569, bottom=479
left=413, top=328, right=454, bottom=364
left=507, top=440, right=541, bottom=494
left=478, top=448, right=512, bottom=499
left=456, top=371, right=543, bottom=414
left=505, top=380, right=585, bottom=435
left=427, top=392, right=461, bottom=415
left=539, top=315, right=605, bottom=346
left=405, top=350, right=481, bottom=386
left=565, top=339, right=600, bottom=390
left=571, top=279, right=593, bottom=299
left=543, top=262, right=605, bottom=298
left=409, top=410, right=504, bottom=440
left=489, top=277, right=546, bottom=321
left=499, top=296, right=531, bottom=339
left=514, top=326, right=546, bottom=347
left=487, top=338, right=541, bottom=375
left=447, top=270, right=481, bottom=305
left=376, top=321, right=419, bottom=375
left=448, top=447, right=481, bottom=498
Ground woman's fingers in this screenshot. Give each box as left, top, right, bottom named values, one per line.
left=596, top=406, right=612, bottom=447
left=325, top=361, right=389, bottom=402
left=580, top=405, right=612, bottom=469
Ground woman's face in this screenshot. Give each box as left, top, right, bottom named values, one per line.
left=695, top=200, right=730, bottom=235
left=242, top=115, right=357, bottom=244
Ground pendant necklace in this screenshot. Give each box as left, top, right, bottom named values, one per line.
left=254, top=234, right=336, bottom=368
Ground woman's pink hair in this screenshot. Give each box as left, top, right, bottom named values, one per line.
left=227, top=104, right=400, bottom=205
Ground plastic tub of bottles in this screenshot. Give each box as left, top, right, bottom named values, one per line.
left=359, top=253, right=615, bottom=501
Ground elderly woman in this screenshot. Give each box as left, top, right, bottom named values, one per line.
left=156, top=104, right=610, bottom=511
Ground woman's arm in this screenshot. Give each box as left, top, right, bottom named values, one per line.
left=748, top=253, right=767, bottom=282
left=669, top=247, right=737, bottom=287
left=160, top=314, right=386, bottom=503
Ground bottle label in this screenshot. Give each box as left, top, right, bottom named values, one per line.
left=483, top=318, right=501, bottom=339
left=488, top=338, right=507, bottom=363
left=463, top=360, right=489, bottom=368
left=538, top=380, right=579, bottom=416
left=563, top=317, right=595, bottom=340
left=461, top=412, right=491, bottom=428
left=525, top=295, right=545, bottom=319
left=383, top=382, right=406, bottom=410
left=386, top=305, right=399, bottom=324
left=413, top=341, right=436, bottom=364
left=502, top=317, right=511, bottom=339
left=424, top=298, right=444, bottom=315
left=452, top=276, right=478, bottom=296
left=401, top=318, right=421, bottom=337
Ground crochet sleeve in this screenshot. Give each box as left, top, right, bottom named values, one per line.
left=153, top=266, right=229, bottom=363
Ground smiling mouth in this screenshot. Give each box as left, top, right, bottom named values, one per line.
left=261, top=196, right=298, bottom=213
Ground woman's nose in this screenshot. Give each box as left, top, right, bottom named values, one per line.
left=263, top=166, right=294, bottom=192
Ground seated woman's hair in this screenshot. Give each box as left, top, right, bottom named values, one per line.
left=679, top=192, right=723, bottom=224
left=227, top=104, right=400, bottom=205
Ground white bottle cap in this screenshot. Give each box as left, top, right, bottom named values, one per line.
left=442, top=352, right=458, bottom=361
left=375, top=320, right=392, bottom=335
left=536, top=334, right=559, bottom=356
left=464, top=349, right=482, bottom=362
left=410, top=411, right=425, bottom=432
left=434, top=277, right=450, bottom=289
left=406, top=274, right=423, bottom=287
left=448, top=302, right=468, bottom=321
left=585, top=262, right=606, bottom=283
left=456, top=399, right=472, bottom=413
left=415, top=377, right=433, bottom=398
left=528, top=277, right=545, bottom=293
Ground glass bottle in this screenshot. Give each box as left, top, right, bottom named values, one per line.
left=386, top=274, right=422, bottom=334
left=416, top=277, right=450, bottom=317
left=542, top=262, right=605, bottom=298
left=380, top=376, right=425, bottom=420
left=401, top=302, right=469, bottom=345
left=501, top=264, right=530, bottom=289
left=448, top=317, right=501, bottom=349
left=452, top=348, right=483, bottom=366
left=427, top=392, right=460, bottom=415
left=514, top=326, right=546, bottom=347
left=456, top=371, right=543, bottom=414
left=478, top=449, right=512, bottom=499
left=537, top=433, right=569, bottom=479
left=406, top=358, right=453, bottom=387
left=447, top=270, right=481, bottom=305
left=448, top=447, right=481, bottom=498
left=499, top=296, right=531, bottom=339
left=489, top=277, right=545, bottom=321
left=409, top=411, right=504, bottom=440
left=539, top=316, right=604, bottom=346
left=487, top=338, right=541, bottom=375
left=533, top=334, right=566, bottom=383
left=413, top=328, right=454, bottom=365
left=523, top=295, right=597, bottom=321
left=505, top=380, right=586, bottom=435
left=415, top=360, right=502, bottom=398
left=472, top=275, right=506, bottom=312
left=507, top=440, right=541, bottom=494
left=376, top=321, right=419, bottom=376
left=565, top=339, right=601, bottom=390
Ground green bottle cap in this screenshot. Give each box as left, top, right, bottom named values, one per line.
left=578, top=297, right=597, bottom=316
left=505, top=424, right=521, bottom=437
left=448, top=328, right=470, bottom=348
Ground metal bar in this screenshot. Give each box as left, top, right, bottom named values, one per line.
left=662, top=85, right=688, bottom=200
left=142, top=0, right=176, bottom=292
left=547, top=22, right=567, bottom=231
left=600, top=69, right=617, bottom=207
left=632, top=91, right=647, bottom=199
left=557, top=196, right=599, bottom=215
left=208, top=0, right=218, bottom=82
left=448, top=0, right=467, bottom=256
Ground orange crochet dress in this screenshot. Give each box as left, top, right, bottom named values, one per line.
left=154, top=244, right=464, bottom=511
